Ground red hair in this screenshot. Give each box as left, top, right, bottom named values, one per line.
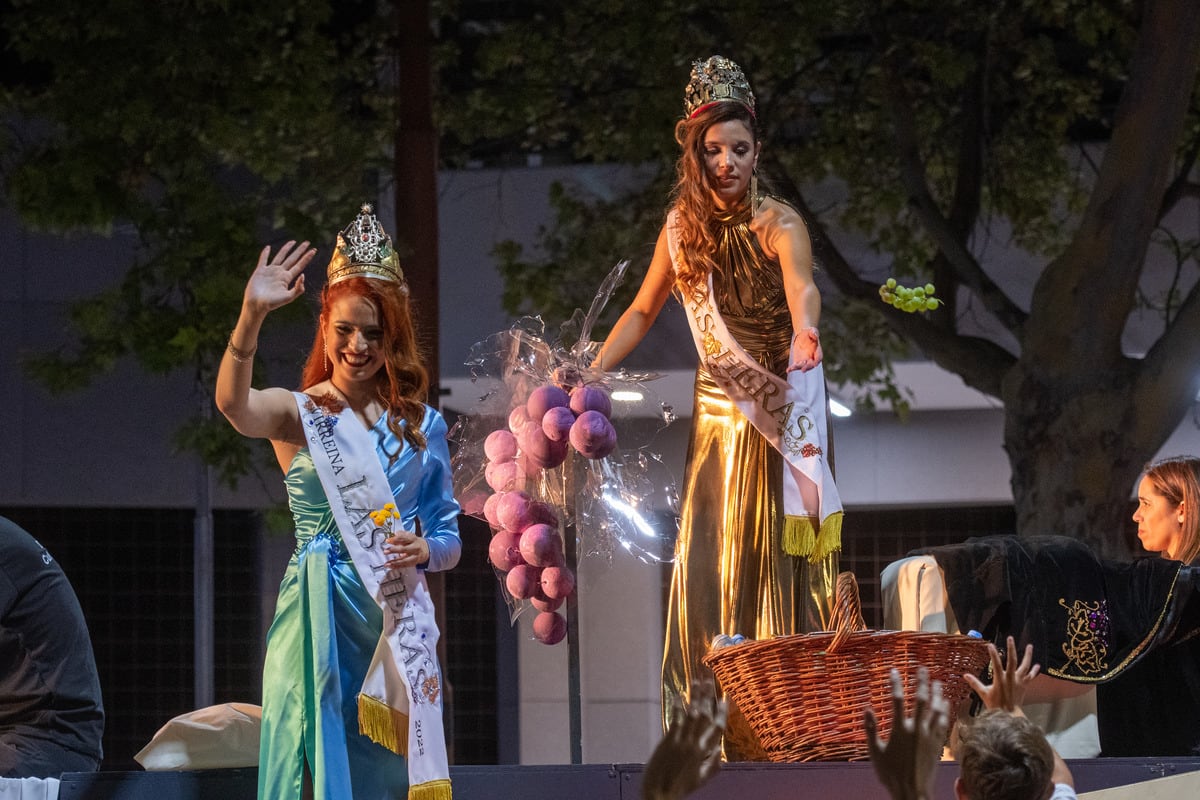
left=669, top=102, right=760, bottom=294
left=299, top=277, right=429, bottom=451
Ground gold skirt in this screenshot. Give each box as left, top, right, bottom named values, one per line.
left=661, top=368, right=839, bottom=759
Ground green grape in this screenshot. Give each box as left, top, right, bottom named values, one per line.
left=881, top=277, right=944, bottom=314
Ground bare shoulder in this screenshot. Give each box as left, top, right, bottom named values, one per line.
left=752, top=196, right=806, bottom=233
left=753, top=197, right=811, bottom=258
left=300, top=379, right=333, bottom=398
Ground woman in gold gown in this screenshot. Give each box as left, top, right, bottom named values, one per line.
left=596, top=56, right=841, bottom=759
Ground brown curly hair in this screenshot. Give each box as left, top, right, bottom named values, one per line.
left=299, top=276, right=429, bottom=451
left=955, top=710, right=1055, bottom=800
left=669, top=101, right=760, bottom=294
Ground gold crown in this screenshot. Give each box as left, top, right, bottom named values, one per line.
left=327, top=203, right=404, bottom=285
left=683, top=55, right=756, bottom=119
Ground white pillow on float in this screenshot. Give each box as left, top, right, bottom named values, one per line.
left=134, top=703, right=261, bottom=771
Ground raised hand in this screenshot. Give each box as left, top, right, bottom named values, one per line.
left=864, top=667, right=949, bottom=800
left=642, top=678, right=727, bottom=800
left=244, top=240, right=316, bottom=316
left=964, top=635, right=1040, bottom=713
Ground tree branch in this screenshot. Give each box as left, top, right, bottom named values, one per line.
left=1158, top=133, right=1200, bottom=222
left=1027, top=0, right=1200, bottom=368
left=946, top=55, right=985, bottom=239
left=879, top=53, right=1028, bottom=334
left=1132, top=281, right=1200, bottom=448
left=781, top=183, right=1014, bottom=398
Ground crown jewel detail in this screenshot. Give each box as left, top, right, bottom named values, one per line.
left=327, top=203, right=404, bottom=285
left=683, top=55, right=755, bottom=119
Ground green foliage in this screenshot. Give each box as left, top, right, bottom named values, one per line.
left=2, top=0, right=395, bottom=480
left=818, top=299, right=915, bottom=418
left=3, top=0, right=1197, bottom=551
left=435, top=0, right=1168, bottom=406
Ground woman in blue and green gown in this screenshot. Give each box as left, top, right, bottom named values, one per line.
left=215, top=209, right=461, bottom=799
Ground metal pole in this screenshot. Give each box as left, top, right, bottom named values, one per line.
left=564, top=454, right=583, bottom=763
left=194, top=391, right=215, bottom=708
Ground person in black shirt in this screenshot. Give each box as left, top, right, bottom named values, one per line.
left=0, top=516, right=104, bottom=777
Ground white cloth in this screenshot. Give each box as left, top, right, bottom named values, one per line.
left=0, top=778, right=60, bottom=800
left=881, top=555, right=958, bottom=632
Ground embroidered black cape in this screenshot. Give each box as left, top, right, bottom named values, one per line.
left=912, top=534, right=1200, bottom=756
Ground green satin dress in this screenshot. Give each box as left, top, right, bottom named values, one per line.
left=661, top=200, right=838, bottom=759
left=257, top=407, right=461, bottom=800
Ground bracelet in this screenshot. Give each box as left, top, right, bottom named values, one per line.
left=792, top=326, right=819, bottom=341
left=227, top=335, right=257, bottom=363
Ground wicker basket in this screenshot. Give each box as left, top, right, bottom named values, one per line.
left=701, top=572, right=990, bottom=762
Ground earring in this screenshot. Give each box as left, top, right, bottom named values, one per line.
left=750, top=168, right=759, bottom=209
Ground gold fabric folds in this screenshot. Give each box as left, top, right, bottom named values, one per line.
left=661, top=200, right=839, bottom=760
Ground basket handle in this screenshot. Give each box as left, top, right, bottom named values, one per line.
left=827, top=571, right=867, bottom=653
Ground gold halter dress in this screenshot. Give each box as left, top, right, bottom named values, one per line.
left=661, top=198, right=839, bottom=759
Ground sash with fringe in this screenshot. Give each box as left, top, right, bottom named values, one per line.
left=295, top=393, right=452, bottom=800
left=668, top=217, right=844, bottom=561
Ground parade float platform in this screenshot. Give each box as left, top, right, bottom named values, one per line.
left=44, top=758, right=1200, bottom=799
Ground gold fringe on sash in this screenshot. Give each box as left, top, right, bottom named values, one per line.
left=782, top=511, right=844, bottom=563
left=782, top=515, right=816, bottom=559
left=358, top=692, right=409, bottom=756
left=410, top=778, right=453, bottom=800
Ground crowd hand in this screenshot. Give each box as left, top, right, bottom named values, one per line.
left=642, top=678, right=727, bottom=800
left=864, top=666, right=949, bottom=800
left=244, top=241, right=315, bottom=315
left=384, top=530, right=430, bottom=569
left=787, top=327, right=823, bottom=373
left=964, top=635, right=1039, bottom=713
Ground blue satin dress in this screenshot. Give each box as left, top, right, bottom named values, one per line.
left=257, top=407, right=461, bottom=800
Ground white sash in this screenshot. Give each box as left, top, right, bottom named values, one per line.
left=294, top=393, right=452, bottom=800
left=668, top=215, right=844, bottom=561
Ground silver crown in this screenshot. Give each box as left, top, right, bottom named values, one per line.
left=326, top=204, right=404, bottom=285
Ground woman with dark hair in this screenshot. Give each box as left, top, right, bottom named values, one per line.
left=216, top=205, right=460, bottom=799
left=596, top=56, right=843, bottom=758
